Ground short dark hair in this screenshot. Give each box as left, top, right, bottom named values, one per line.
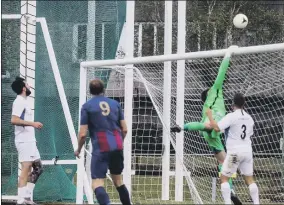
left=201, top=88, right=209, bottom=103
left=11, top=76, right=25, bottom=94
left=233, top=93, right=245, bottom=108
left=89, top=79, right=105, bottom=95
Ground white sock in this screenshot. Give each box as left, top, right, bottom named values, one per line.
left=221, top=182, right=232, bottom=204
left=27, top=182, right=35, bottom=200
left=249, top=183, right=259, bottom=204
left=17, top=187, right=28, bottom=203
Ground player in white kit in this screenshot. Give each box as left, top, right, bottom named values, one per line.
left=206, top=93, right=260, bottom=205
left=11, top=77, right=44, bottom=205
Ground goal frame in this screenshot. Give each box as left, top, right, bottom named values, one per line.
left=79, top=43, right=284, bottom=203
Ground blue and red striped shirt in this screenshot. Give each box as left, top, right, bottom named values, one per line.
left=80, top=96, right=124, bottom=153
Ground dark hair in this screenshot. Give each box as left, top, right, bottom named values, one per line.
left=233, top=93, right=245, bottom=108
left=201, top=88, right=209, bottom=103
left=11, top=77, right=25, bottom=94
left=89, top=79, right=105, bottom=95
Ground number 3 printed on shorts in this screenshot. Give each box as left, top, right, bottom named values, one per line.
left=240, top=124, right=246, bottom=139
left=99, top=101, right=110, bottom=116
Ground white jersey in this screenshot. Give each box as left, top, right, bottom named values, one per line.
left=12, top=95, right=36, bottom=142
left=218, top=109, right=254, bottom=153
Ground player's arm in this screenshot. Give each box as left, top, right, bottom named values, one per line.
left=120, top=120, right=127, bottom=140
left=76, top=105, right=88, bottom=154
left=11, top=115, right=34, bottom=126
left=206, top=108, right=232, bottom=132
left=118, top=103, right=127, bottom=140
left=11, top=102, right=42, bottom=129
left=212, top=55, right=231, bottom=90
left=212, top=46, right=237, bottom=90
left=77, top=125, right=88, bottom=153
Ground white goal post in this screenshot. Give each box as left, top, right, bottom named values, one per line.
left=79, top=43, right=284, bottom=204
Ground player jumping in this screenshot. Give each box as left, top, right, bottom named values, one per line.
left=75, top=79, right=131, bottom=205
left=171, top=46, right=242, bottom=204
left=11, top=77, right=44, bottom=205
left=206, top=93, right=259, bottom=204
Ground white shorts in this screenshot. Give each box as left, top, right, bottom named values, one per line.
left=15, top=142, right=41, bottom=162
left=221, top=151, right=253, bottom=177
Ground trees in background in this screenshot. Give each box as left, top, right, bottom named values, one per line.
left=135, top=0, right=284, bottom=56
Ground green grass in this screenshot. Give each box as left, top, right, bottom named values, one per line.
left=2, top=155, right=283, bottom=204
left=105, top=176, right=193, bottom=204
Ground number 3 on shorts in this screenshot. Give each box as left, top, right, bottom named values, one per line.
left=99, top=101, right=110, bottom=116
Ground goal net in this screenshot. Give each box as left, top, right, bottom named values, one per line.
left=82, top=44, right=284, bottom=204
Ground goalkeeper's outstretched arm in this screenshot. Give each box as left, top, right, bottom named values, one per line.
left=212, top=54, right=231, bottom=90
left=212, top=46, right=237, bottom=90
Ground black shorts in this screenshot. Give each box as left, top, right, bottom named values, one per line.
left=91, top=150, right=124, bottom=179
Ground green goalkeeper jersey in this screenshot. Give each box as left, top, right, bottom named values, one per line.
left=183, top=57, right=231, bottom=152
left=201, top=57, right=230, bottom=123
left=201, top=87, right=226, bottom=123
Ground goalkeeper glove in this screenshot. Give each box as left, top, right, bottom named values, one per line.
left=170, top=125, right=182, bottom=133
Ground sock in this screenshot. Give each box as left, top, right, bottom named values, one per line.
left=116, top=184, right=131, bottom=205
left=184, top=122, right=205, bottom=131
left=94, top=186, right=110, bottom=205
left=221, top=182, right=231, bottom=204
left=249, top=183, right=259, bottom=204
left=17, top=187, right=28, bottom=203
left=26, top=182, right=35, bottom=200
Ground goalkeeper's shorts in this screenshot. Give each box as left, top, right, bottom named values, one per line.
left=202, top=130, right=224, bottom=154
left=202, top=114, right=225, bottom=154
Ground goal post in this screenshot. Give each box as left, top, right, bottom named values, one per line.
left=37, top=18, right=93, bottom=204
left=175, top=0, right=186, bottom=201
left=80, top=43, right=284, bottom=204
left=162, top=0, right=173, bottom=201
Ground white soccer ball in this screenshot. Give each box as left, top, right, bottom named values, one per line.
left=233, top=14, right=248, bottom=29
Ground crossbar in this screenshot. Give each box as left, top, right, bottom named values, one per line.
left=81, top=43, right=284, bottom=67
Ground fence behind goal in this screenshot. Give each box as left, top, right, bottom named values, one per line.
left=81, top=44, right=284, bottom=204
left=1, top=0, right=126, bottom=203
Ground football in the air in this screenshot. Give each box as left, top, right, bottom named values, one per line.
left=233, top=14, right=248, bottom=29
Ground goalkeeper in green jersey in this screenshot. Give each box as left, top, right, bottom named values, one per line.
left=171, top=46, right=242, bottom=205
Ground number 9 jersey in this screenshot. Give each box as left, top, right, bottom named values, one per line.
left=217, top=109, right=254, bottom=153
left=80, top=96, right=124, bottom=153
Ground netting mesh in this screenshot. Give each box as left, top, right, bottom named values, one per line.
left=180, top=51, right=284, bottom=203
left=2, top=0, right=21, bottom=15
left=86, top=49, right=284, bottom=204
left=1, top=16, right=21, bottom=197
